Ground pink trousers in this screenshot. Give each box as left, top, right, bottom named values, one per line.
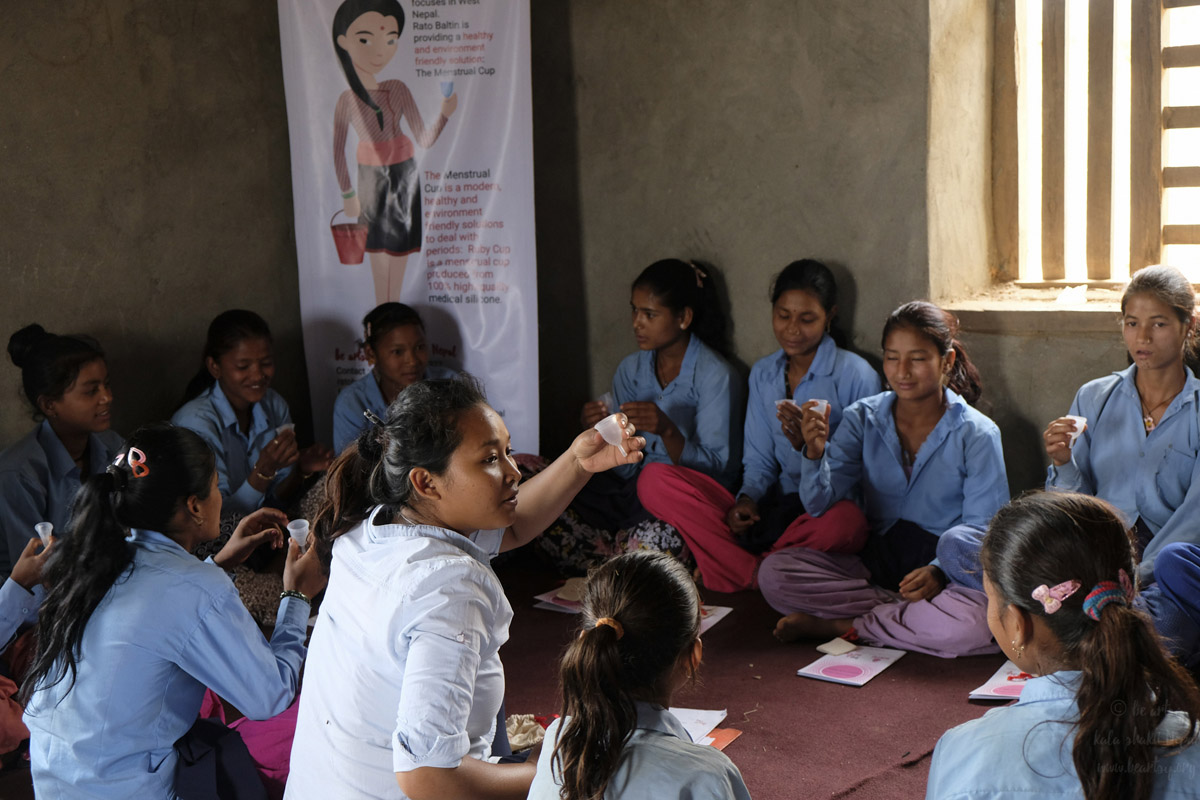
left=636, top=463, right=869, bottom=592
left=758, top=547, right=999, bottom=658
left=200, top=689, right=298, bottom=800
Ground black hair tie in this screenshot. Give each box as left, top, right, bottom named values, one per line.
left=105, top=464, right=128, bottom=492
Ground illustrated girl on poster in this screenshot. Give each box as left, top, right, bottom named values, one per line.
left=332, top=0, right=458, bottom=304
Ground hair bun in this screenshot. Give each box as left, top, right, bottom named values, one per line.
left=104, top=464, right=129, bottom=492
left=7, top=324, right=50, bottom=370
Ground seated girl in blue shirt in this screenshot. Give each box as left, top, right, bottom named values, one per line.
left=760, top=301, right=1008, bottom=658
left=173, top=309, right=335, bottom=517
left=537, top=259, right=743, bottom=574
left=1043, top=265, right=1200, bottom=666
left=529, top=550, right=751, bottom=800
left=927, top=491, right=1200, bottom=800
left=0, top=325, right=122, bottom=578
left=332, top=302, right=457, bottom=453
left=638, top=259, right=880, bottom=592
left=21, top=423, right=328, bottom=799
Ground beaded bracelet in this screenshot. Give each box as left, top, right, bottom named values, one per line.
left=280, top=589, right=311, bottom=605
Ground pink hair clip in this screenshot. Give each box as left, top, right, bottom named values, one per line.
left=1031, top=580, right=1081, bottom=614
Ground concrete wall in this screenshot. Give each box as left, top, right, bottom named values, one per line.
left=0, top=0, right=1132, bottom=494
left=0, top=1, right=308, bottom=443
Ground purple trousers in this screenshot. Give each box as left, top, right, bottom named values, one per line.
left=759, top=546, right=999, bottom=658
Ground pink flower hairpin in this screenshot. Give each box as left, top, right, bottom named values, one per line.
left=1031, top=580, right=1081, bottom=614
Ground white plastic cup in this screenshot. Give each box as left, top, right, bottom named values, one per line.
left=593, top=413, right=628, bottom=456
left=775, top=398, right=798, bottom=409
left=1065, top=415, right=1088, bottom=446
left=809, top=399, right=831, bottom=417
left=275, top=423, right=295, bottom=437
left=597, top=391, right=616, bottom=416
left=441, top=80, right=454, bottom=97
left=287, top=519, right=310, bottom=550
left=34, top=522, right=52, bottom=546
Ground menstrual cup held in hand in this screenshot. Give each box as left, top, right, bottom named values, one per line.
left=593, top=413, right=628, bottom=456
left=1065, top=415, right=1088, bottom=446
left=34, top=522, right=52, bottom=546
left=287, top=519, right=310, bottom=551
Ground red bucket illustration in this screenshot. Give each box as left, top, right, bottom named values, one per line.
left=330, top=210, right=368, bottom=265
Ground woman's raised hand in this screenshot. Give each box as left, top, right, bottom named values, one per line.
left=570, top=414, right=644, bottom=473
left=1043, top=416, right=1083, bottom=467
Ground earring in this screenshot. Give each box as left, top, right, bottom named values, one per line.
left=1010, top=639, right=1025, bottom=659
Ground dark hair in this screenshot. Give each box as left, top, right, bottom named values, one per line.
left=362, top=302, right=425, bottom=352
left=181, top=309, right=273, bottom=405
left=770, top=259, right=842, bottom=345
left=983, top=492, right=1200, bottom=800
left=552, top=551, right=701, bottom=800
left=1122, top=265, right=1198, bottom=359
left=21, top=423, right=217, bottom=704
left=332, top=0, right=406, bottom=131
left=631, top=259, right=728, bottom=352
left=312, top=375, right=486, bottom=567
left=7, top=324, right=106, bottom=420
left=881, top=301, right=983, bottom=405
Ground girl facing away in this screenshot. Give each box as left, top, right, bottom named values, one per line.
left=21, top=423, right=327, bottom=798
left=529, top=550, right=751, bottom=800
left=1043, top=264, right=1200, bottom=665
left=926, top=491, right=1200, bottom=800
left=0, top=324, right=122, bottom=578
left=286, top=376, right=642, bottom=799
left=638, top=259, right=880, bottom=591
left=332, top=0, right=458, bottom=304
left=537, top=258, right=743, bottom=574
left=760, top=301, right=1009, bottom=658
left=174, top=310, right=335, bottom=517
left=332, top=302, right=456, bottom=453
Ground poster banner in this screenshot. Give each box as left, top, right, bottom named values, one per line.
left=278, top=0, right=538, bottom=450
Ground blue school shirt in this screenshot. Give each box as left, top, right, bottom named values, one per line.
left=528, top=703, right=752, bottom=800
left=611, top=336, right=743, bottom=490
left=1047, top=365, right=1200, bottom=582
left=0, top=420, right=124, bottom=576
left=926, top=671, right=1200, bottom=799
left=286, top=507, right=509, bottom=799
left=801, top=389, right=1008, bottom=543
left=739, top=336, right=879, bottom=502
left=0, top=577, right=39, bottom=653
left=331, top=365, right=458, bottom=453
left=23, top=529, right=308, bottom=800
left=171, top=383, right=293, bottom=515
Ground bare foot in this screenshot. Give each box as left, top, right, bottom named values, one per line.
left=773, top=612, right=853, bottom=643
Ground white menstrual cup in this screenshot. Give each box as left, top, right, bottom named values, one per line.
left=594, top=414, right=627, bottom=456
left=1065, top=415, right=1088, bottom=446
left=598, top=391, right=616, bottom=415
left=287, top=519, right=310, bottom=550
left=275, top=423, right=295, bottom=437
left=810, top=399, right=831, bottom=417
left=34, top=522, right=52, bottom=546
left=775, top=398, right=798, bottom=409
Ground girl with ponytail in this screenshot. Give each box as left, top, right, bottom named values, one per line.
left=287, top=376, right=642, bottom=799
left=538, top=258, right=743, bottom=575
left=21, top=423, right=327, bottom=799
left=528, top=551, right=750, bottom=800
left=927, top=491, right=1200, bottom=799
left=759, top=301, right=1009, bottom=658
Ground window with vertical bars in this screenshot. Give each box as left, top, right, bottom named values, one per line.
left=1004, top=0, right=1200, bottom=285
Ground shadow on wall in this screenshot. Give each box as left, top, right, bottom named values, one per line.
left=531, top=0, right=589, bottom=456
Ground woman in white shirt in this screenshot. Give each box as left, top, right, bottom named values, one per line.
left=529, top=550, right=751, bottom=800
left=286, top=375, right=642, bottom=800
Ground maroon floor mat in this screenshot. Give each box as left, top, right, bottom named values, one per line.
left=498, top=554, right=1006, bottom=800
